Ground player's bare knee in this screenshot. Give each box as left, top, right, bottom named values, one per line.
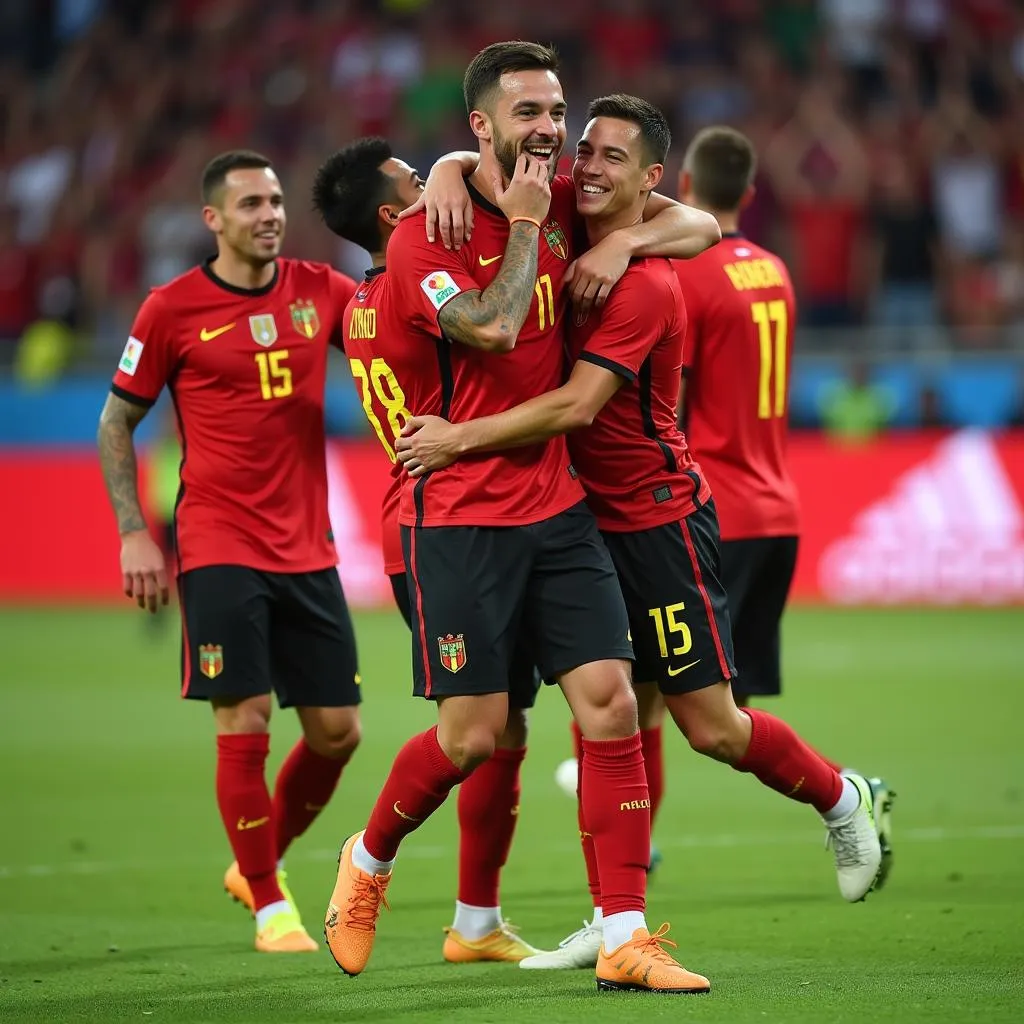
left=299, top=706, right=361, bottom=760
left=212, top=695, right=271, bottom=735
left=444, top=726, right=497, bottom=772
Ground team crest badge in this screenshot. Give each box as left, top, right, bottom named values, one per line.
left=199, top=644, right=224, bottom=679
left=249, top=314, right=278, bottom=347
left=438, top=633, right=467, bottom=674
left=543, top=221, right=568, bottom=260
left=290, top=299, right=320, bottom=339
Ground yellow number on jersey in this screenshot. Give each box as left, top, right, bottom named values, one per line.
left=751, top=300, right=788, bottom=419
left=648, top=603, right=693, bottom=658
left=534, top=273, right=555, bottom=331
left=254, top=350, right=292, bottom=400
left=350, top=357, right=410, bottom=463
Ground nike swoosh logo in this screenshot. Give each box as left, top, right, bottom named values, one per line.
left=666, top=659, right=701, bottom=677
left=199, top=322, right=236, bottom=342
left=236, top=815, right=269, bottom=831
left=478, top=254, right=502, bottom=267
left=393, top=801, right=420, bottom=822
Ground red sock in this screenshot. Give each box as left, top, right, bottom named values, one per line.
left=571, top=721, right=601, bottom=906
left=363, top=727, right=469, bottom=862
left=735, top=708, right=843, bottom=814
left=640, top=726, right=664, bottom=825
left=580, top=733, right=649, bottom=916
left=456, top=746, right=525, bottom=907
left=272, top=738, right=350, bottom=859
left=216, top=733, right=284, bottom=911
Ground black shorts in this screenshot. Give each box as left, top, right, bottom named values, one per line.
left=719, top=536, right=798, bottom=698
left=602, top=501, right=737, bottom=695
left=179, top=565, right=361, bottom=708
left=402, top=501, right=632, bottom=702
left=389, top=571, right=542, bottom=708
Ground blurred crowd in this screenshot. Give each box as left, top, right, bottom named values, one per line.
left=3, top=0, right=1024, bottom=374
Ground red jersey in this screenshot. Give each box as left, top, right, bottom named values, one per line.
left=341, top=267, right=439, bottom=575
left=567, top=258, right=710, bottom=531
left=111, top=258, right=357, bottom=573
left=676, top=234, right=800, bottom=540
left=386, top=176, right=585, bottom=527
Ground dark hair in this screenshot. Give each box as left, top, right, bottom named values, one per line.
left=201, top=150, right=274, bottom=204
left=463, top=40, right=559, bottom=114
left=585, top=94, right=671, bottom=165
left=682, top=126, right=757, bottom=211
left=311, top=137, right=396, bottom=253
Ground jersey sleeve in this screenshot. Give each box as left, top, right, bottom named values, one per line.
left=111, top=291, right=177, bottom=406
left=675, top=261, right=703, bottom=377
left=387, top=219, right=478, bottom=332
left=577, top=267, right=669, bottom=382
left=328, top=269, right=358, bottom=350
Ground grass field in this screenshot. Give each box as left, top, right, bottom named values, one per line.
left=1, top=604, right=1022, bottom=1023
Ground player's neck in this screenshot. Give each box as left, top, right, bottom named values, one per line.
left=209, top=252, right=277, bottom=291
left=584, top=203, right=644, bottom=247
left=709, top=208, right=741, bottom=235
left=468, top=151, right=505, bottom=207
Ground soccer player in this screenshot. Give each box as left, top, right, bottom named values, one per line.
left=312, top=137, right=544, bottom=965
left=97, top=151, right=361, bottom=954
left=323, top=42, right=720, bottom=995
left=396, top=96, right=891, bottom=971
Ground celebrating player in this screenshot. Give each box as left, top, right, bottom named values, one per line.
left=312, top=137, right=545, bottom=964
left=397, top=96, right=892, bottom=971
left=97, top=151, right=360, bottom=954
left=323, top=43, right=720, bottom=995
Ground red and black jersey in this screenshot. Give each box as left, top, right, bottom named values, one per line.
left=386, top=175, right=585, bottom=527
left=676, top=235, right=800, bottom=540
left=567, top=257, right=709, bottom=531
left=111, top=258, right=357, bottom=573
left=341, top=266, right=437, bottom=575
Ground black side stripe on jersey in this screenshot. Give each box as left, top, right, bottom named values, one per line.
left=168, top=377, right=186, bottom=568
left=412, top=336, right=456, bottom=527
left=578, top=350, right=636, bottom=383
left=110, top=384, right=156, bottom=408
left=638, top=358, right=677, bottom=473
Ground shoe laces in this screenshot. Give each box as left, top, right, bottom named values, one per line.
left=344, top=874, right=391, bottom=932
left=630, top=922, right=679, bottom=964
left=559, top=920, right=599, bottom=948
left=825, top=816, right=870, bottom=867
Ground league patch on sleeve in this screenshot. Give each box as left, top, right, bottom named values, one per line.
left=420, top=272, right=461, bottom=311
left=118, top=336, right=145, bottom=376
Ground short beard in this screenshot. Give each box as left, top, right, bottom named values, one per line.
left=492, top=131, right=519, bottom=182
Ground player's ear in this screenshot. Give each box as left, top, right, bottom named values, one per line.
left=379, top=203, right=401, bottom=226
left=740, top=184, right=756, bottom=210
left=469, top=110, right=492, bottom=143
left=201, top=204, right=222, bottom=233
left=644, top=163, right=664, bottom=192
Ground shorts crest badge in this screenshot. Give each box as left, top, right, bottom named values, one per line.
left=249, top=314, right=278, bottom=347
left=437, top=633, right=467, bottom=673
left=543, top=221, right=568, bottom=260
left=290, top=299, right=320, bottom=339
left=199, top=644, right=224, bottom=679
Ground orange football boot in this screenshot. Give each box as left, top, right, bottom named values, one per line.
left=596, top=924, right=710, bottom=994
left=223, top=861, right=297, bottom=915
left=442, top=922, right=542, bottom=963
left=254, top=909, right=319, bottom=953
left=324, top=831, right=392, bottom=976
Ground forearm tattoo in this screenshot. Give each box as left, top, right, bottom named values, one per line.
left=97, top=394, right=150, bottom=534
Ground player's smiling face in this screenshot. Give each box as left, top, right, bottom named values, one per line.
left=573, top=117, right=661, bottom=222
left=481, top=69, right=567, bottom=182
left=211, top=167, right=286, bottom=266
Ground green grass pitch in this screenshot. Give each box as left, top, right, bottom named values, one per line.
left=1, top=605, right=1022, bottom=1023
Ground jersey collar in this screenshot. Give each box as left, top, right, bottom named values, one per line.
left=466, top=179, right=504, bottom=219
left=364, top=265, right=386, bottom=280
left=201, top=257, right=280, bottom=297
left=721, top=231, right=744, bottom=239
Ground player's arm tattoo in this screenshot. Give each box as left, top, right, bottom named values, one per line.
left=97, top=393, right=151, bottom=534
left=437, top=221, right=539, bottom=352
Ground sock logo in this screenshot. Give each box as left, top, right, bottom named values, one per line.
left=236, top=815, right=270, bottom=831
left=393, top=801, right=420, bottom=822
left=619, top=799, right=651, bottom=812
left=787, top=776, right=805, bottom=797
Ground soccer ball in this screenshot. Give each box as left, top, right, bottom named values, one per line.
left=554, top=757, right=578, bottom=798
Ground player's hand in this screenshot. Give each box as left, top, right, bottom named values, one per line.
left=399, top=161, right=474, bottom=250
left=562, top=238, right=630, bottom=316
left=494, top=153, right=551, bottom=228
left=396, top=416, right=463, bottom=477
left=120, top=529, right=169, bottom=614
